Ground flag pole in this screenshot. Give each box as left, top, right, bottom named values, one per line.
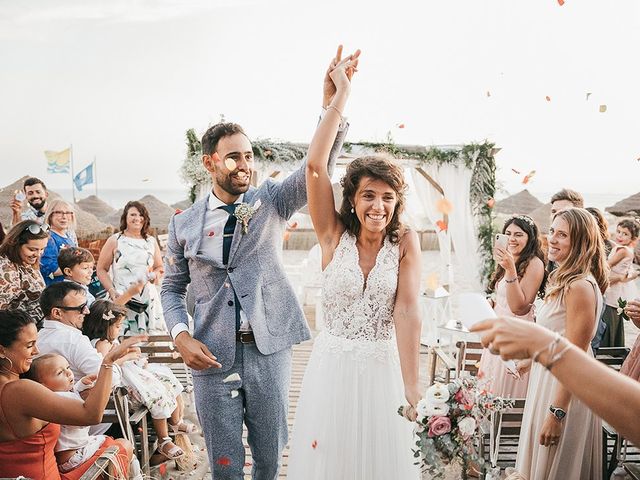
left=94, top=156, right=98, bottom=197
left=70, top=144, right=77, bottom=203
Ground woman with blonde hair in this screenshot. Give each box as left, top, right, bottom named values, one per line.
left=40, top=199, right=78, bottom=286
left=514, top=208, right=608, bottom=479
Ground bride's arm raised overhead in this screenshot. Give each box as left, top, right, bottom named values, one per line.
left=305, top=46, right=360, bottom=257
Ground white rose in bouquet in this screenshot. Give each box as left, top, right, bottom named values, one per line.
left=425, top=402, right=450, bottom=417
left=458, top=416, right=477, bottom=438
left=416, top=398, right=430, bottom=418
left=425, top=383, right=450, bottom=404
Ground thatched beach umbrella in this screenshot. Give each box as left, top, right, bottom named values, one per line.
left=0, top=177, right=109, bottom=238
left=494, top=189, right=544, bottom=215
left=77, top=195, right=115, bottom=219
left=528, top=203, right=552, bottom=234
left=105, top=195, right=176, bottom=232
left=605, top=193, right=640, bottom=217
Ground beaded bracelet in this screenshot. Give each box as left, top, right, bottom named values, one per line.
left=504, top=277, right=518, bottom=284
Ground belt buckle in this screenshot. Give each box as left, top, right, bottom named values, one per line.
left=239, top=332, right=253, bottom=344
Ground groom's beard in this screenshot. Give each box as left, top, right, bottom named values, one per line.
left=29, top=198, right=46, bottom=210
left=217, top=171, right=252, bottom=196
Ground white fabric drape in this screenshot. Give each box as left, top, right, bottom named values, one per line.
left=411, top=163, right=483, bottom=294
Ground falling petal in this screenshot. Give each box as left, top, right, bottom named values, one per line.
left=435, top=220, right=448, bottom=232
left=223, top=373, right=241, bottom=383
left=397, top=123, right=405, bottom=129
left=231, top=390, right=239, bottom=398
left=216, top=456, right=231, bottom=466
left=225, top=158, right=237, bottom=171
left=289, top=221, right=298, bottom=229
left=558, top=0, right=565, bottom=5
left=586, top=92, right=592, bottom=101
left=175, top=209, right=183, bottom=215
left=435, top=198, right=454, bottom=215
left=311, top=440, right=318, bottom=449
left=283, top=231, right=291, bottom=241
left=545, top=96, right=551, bottom=102
left=487, top=198, right=495, bottom=209
left=599, top=104, right=607, bottom=113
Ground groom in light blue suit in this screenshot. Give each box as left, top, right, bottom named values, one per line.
left=161, top=48, right=353, bottom=479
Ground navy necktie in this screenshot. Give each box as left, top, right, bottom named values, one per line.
left=219, top=204, right=240, bottom=330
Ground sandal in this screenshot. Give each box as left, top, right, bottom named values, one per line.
left=169, top=420, right=197, bottom=435
left=156, top=437, right=185, bottom=460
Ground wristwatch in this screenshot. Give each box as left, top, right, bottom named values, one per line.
left=549, top=405, right=567, bottom=421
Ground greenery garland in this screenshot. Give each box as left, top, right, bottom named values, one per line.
left=180, top=129, right=497, bottom=283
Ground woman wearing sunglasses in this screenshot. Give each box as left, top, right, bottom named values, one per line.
left=41, top=199, right=79, bottom=286
left=0, top=220, right=50, bottom=324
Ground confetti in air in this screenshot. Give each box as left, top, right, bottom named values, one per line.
left=599, top=105, right=607, bottom=113
left=223, top=373, right=241, bottom=383
left=558, top=0, right=565, bottom=5
left=231, top=390, right=239, bottom=398
left=522, top=170, right=536, bottom=184
left=435, top=198, right=453, bottom=215
left=397, top=123, right=405, bottom=129
left=511, top=168, right=521, bottom=175
left=208, top=230, right=215, bottom=237
left=586, top=92, right=592, bottom=101
left=545, top=96, right=551, bottom=102
left=312, top=440, right=318, bottom=449
left=225, top=159, right=237, bottom=171
left=435, top=220, right=448, bottom=232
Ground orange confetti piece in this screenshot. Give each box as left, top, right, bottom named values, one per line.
left=174, top=208, right=183, bottom=215
left=599, top=104, right=607, bottom=113
left=487, top=198, right=495, bottom=209
left=288, top=221, right=298, bottom=229
left=283, top=231, right=291, bottom=241
left=558, top=0, right=564, bottom=5
left=159, top=463, right=167, bottom=475
left=545, top=96, right=551, bottom=102
left=522, top=170, right=536, bottom=184
left=311, top=440, right=318, bottom=449
left=435, top=220, right=448, bottom=232
left=217, top=456, right=232, bottom=466
left=435, top=198, right=453, bottom=215
left=224, top=158, right=237, bottom=171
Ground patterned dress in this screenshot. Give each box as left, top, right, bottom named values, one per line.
left=287, top=231, right=420, bottom=479
left=0, top=255, right=45, bottom=324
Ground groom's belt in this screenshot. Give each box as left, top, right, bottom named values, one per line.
left=236, top=331, right=256, bottom=344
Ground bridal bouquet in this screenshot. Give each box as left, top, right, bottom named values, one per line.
left=399, top=377, right=514, bottom=479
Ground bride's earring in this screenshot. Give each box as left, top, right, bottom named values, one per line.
left=350, top=206, right=354, bottom=214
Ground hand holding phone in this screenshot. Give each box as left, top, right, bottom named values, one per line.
left=493, top=233, right=509, bottom=261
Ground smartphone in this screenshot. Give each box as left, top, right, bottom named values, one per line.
left=494, top=233, right=509, bottom=250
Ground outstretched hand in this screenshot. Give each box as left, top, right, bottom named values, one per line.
left=322, top=45, right=361, bottom=106
left=103, top=334, right=147, bottom=364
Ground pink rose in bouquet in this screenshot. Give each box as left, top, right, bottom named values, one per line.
left=427, top=415, right=452, bottom=437
left=454, top=387, right=474, bottom=409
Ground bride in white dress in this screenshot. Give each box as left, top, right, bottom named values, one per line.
left=287, top=48, right=422, bottom=480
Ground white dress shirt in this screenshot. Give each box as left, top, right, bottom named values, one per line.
left=37, top=320, right=122, bottom=386
left=170, top=192, right=252, bottom=340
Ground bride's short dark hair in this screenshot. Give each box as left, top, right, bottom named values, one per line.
left=338, top=155, right=407, bottom=243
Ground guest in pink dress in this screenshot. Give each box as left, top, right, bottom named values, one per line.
left=479, top=214, right=546, bottom=398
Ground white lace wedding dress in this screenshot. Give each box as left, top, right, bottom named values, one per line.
left=287, top=231, right=420, bottom=480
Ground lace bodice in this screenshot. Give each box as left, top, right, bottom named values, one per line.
left=322, top=231, right=399, bottom=341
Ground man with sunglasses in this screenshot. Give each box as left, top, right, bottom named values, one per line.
left=10, top=177, right=49, bottom=226
left=37, top=282, right=123, bottom=435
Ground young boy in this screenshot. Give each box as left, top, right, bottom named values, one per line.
left=25, top=353, right=139, bottom=478
left=58, top=247, right=144, bottom=307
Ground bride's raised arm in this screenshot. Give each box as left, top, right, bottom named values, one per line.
left=305, top=47, right=360, bottom=250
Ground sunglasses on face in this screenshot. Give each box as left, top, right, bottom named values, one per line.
left=24, top=223, right=50, bottom=235
left=54, top=302, right=89, bottom=313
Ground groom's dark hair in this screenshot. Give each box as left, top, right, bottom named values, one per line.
left=202, top=123, right=248, bottom=155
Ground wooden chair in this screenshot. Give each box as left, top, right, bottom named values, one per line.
left=139, top=334, right=194, bottom=394
left=78, top=445, right=121, bottom=480
left=430, top=340, right=483, bottom=385
left=596, top=347, right=630, bottom=476
left=478, top=398, right=526, bottom=477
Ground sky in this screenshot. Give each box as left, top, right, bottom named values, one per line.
left=1, top=0, right=639, bottom=202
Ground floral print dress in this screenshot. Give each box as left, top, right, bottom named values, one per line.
left=0, top=255, right=45, bottom=324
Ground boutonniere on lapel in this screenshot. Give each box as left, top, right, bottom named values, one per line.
left=234, top=199, right=261, bottom=234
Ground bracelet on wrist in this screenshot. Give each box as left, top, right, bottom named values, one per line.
left=531, top=333, right=561, bottom=365
left=101, top=363, right=114, bottom=369
left=325, top=104, right=344, bottom=121
left=504, top=277, right=518, bottom=284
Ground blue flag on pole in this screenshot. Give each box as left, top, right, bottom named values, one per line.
left=73, top=162, right=94, bottom=191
